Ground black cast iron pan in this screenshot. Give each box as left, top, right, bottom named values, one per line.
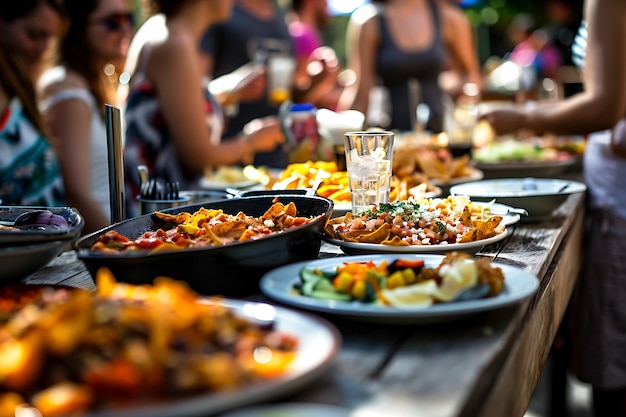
left=75, top=195, right=333, bottom=296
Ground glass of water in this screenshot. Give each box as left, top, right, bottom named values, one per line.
left=344, top=131, right=394, bottom=214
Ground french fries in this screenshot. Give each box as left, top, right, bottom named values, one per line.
left=271, top=161, right=435, bottom=205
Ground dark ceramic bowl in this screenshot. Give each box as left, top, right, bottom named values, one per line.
left=75, top=195, right=333, bottom=296
left=0, top=206, right=84, bottom=246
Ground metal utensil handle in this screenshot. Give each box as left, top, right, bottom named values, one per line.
left=105, top=104, right=126, bottom=222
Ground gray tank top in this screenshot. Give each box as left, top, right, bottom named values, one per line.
left=375, top=0, right=447, bottom=132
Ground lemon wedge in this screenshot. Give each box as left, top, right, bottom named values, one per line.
left=433, top=258, right=478, bottom=302
left=380, top=280, right=437, bottom=308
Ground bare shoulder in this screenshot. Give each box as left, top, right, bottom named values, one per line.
left=38, top=67, right=88, bottom=99
left=349, top=3, right=380, bottom=27
left=439, top=3, right=469, bottom=28
left=439, top=3, right=472, bottom=43
left=146, top=33, right=197, bottom=78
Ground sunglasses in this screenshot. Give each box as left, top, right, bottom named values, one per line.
left=91, top=12, right=135, bottom=32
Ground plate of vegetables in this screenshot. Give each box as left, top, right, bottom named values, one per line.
left=260, top=253, right=539, bottom=324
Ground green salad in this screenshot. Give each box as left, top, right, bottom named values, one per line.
left=473, top=139, right=560, bottom=163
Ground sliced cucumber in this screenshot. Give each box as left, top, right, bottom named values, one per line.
left=309, top=289, right=352, bottom=301
left=314, top=278, right=336, bottom=293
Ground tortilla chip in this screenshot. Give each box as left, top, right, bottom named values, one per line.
left=154, top=211, right=191, bottom=224
left=210, top=220, right=247, bottom=236
left=416, top=153, right=450, bottom=181
left=482, top=215, right=503, bottom=238
left=474, top=220, right=486, bottom=240
left=261, top=202, right=287, bottom=221
left=459, top=227, right=478, bottom=243
left=339, top=223, right=391, bottom=244
left=460, top=206, right=473, bottom=227
left=381, top=235, right=410, bottom=246
left=324, top=221, right=339, bottom=238
left=450, top=154, right=471, bottom=178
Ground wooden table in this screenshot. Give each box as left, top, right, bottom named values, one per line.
left=24, top=192, right=585, bottom=417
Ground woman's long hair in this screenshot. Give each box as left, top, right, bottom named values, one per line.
left=57, top=0, right=115, bottom=119
left=142, top=0, right=187, bottom=18
left=0, top=38, right=46, bottom=133
left=0, top=0, right=66, bottom=23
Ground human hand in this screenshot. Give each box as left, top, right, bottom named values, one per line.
left=479, top=108, right=527, bottom=136
left=294, top=47, right=343, bottom=108
left=232, top=65, right=266, bottom=103
left=243, top=116, right=285, bottom=152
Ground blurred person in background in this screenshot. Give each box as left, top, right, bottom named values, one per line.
left=122, top=0, right=283, bottom=218
left=0, top=35, right=65, bottom=207
left=200, top=0, right=342, bottom=168
left=287, top=0, right=347, bottom=111
left=339, top=0, right=482, bottom=132
left=0, top=1, right=67, bottom=81
left=506, top=13, right=562, bottom=81
left=435, top=0, right=484, bottom=99
left=38, top=0, right=134, bottom=234
left=481, top=0, right=626, bottom=414
left=199, top=0, right=294, bottom=168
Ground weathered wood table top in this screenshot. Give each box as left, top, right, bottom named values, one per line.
left=24, top=192, right=585, bottom=417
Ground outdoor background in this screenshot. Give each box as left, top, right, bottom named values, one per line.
left=287, top=0, right=584, bottom=70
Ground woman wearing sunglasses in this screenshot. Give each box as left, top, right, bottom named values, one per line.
left=38, top=0, right=134, bottom=233
left=121, top=0, right=284, bottom=218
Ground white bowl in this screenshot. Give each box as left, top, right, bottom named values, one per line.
left=449, top=178, right=587, bottom=221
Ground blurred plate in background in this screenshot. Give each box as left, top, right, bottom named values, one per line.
left=474, top=156, right=577, bottom=179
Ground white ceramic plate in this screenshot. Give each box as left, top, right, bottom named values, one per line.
left=322, top=229, right=508, bottom=256
left=474, top=156, right=577, bottom=179
left=83, top=299, right=340, bottom=417
left=260, top=254, right=539, bottom=324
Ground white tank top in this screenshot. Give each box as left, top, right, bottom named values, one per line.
left=40, top=88, right=111, bottom=220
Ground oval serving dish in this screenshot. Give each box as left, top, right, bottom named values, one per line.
left=75, top=195, right=333, bottom=296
